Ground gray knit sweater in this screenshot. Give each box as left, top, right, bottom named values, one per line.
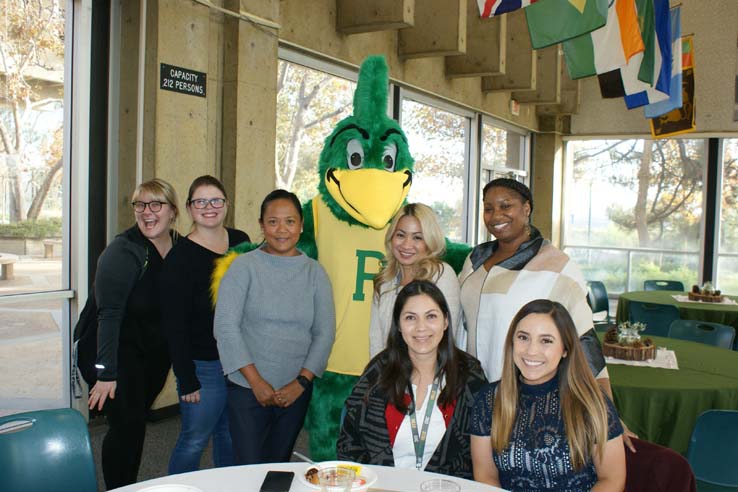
left=213, top=248, right=335, bottom=389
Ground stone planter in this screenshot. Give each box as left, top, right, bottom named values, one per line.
left=0, top=236, right=61, bottom=257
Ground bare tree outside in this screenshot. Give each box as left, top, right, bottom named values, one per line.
left=0, top=0, right=65, bottom=226
left=275, top=61, right=354, bottom=203
left=565, top=139, right=707, bottom=292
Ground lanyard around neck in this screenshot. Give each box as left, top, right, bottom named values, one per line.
left=409, top=378, right=440, bottom=471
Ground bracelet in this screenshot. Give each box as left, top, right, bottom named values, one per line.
left=296, top=375, right=311, bottom=389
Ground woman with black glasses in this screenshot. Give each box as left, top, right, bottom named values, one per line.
left=161, top=175, right=250, bottom=474
left=88, top=178, right=179, bottom=489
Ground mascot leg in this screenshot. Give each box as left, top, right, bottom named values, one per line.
left=306, top=371, right=358, bottom=461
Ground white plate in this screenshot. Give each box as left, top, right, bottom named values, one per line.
left=137, top=485, right=203, bottom=492
left=297, top=461, right=378, bottom=491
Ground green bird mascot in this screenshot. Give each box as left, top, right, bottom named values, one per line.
left=212, top=55, right=414, bottom=461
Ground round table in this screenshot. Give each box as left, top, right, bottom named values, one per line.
left=604, top=334, right=738, bottom=454
left=110, top=462, right=506, bottom=491
left=616, top=290, right=738, bottom=332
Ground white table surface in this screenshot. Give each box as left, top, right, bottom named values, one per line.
left=111, top=462, right=506, bottom=492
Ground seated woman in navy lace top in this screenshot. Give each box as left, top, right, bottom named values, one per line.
left=470, top=299, right=626, bottom=491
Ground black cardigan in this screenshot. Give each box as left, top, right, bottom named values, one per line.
left=337, top=351, right=488, bottom=479
left=94, top=226, right=169, bottom=381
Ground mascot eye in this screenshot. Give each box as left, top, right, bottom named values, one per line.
left=382, top=143, right=397, bottom=171
left=346, top=139, right=364, bottom=169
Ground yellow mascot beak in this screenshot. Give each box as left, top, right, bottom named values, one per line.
left=325, top=168, right=412, bottom=229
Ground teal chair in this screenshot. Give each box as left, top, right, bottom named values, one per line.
left=644, top=279, right=686, bottom=291
left=687, top=410, right=738, bottom=491
left=628, top=300, right=681, bottom=337
left=587, top=280, right=611, bottom=329
left=0, top=408, right=96, bottom=492
left=669, top=319, right=736, bottom=350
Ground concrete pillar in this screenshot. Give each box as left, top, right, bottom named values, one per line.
left=532, top=132, right=564, bottom=247
left=221, top=0, right=279, bottom=238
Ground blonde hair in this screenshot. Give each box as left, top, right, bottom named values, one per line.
left=373, top=203, right=446, bottom=297
left=492, top=300, right=609, bottom=470
left=132, top=178, right=180, bottom=232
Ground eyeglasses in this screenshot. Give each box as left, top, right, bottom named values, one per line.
left=132, top=201, right=166, bottom=212
left=188, top=198, right=226, bottom=209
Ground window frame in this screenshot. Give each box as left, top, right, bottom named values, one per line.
left=275, top=47, right=532, bottom=246
left=561, top=136, right=713, bottom=295
left=0, top=0, right=92, bottom=413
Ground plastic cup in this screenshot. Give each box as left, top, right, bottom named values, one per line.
left=419, top=478, right=461, bottom=492
left=318, top=466, right=356, bottom=492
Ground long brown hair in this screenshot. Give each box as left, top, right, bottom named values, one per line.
left=373, top=203, right=446, bottom=297
left=376, top=280, right=466, bottom=412
left=492, top=299, right=608, bottom=470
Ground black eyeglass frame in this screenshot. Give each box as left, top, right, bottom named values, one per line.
left=132, top=201, right=166, bottom=212
left=187, top=198, right=227, bottom=209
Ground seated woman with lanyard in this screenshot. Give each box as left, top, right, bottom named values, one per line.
left=337, top=280, right=487, bottom=479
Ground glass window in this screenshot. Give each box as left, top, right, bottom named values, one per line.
left=0, top=1, right=65, bottom=296
left=401, top=98, right=470, bottom=241
left=717, top=138, right=738, bottom=294
left=563, top=139, right=705, bottom=294
left=478, top=120, right=529, bottom=243
left=0, top=298, right=66, bottom=412
left=1, top=0, right=70, bottom=416
left=276, top=59, right=356, bottom=204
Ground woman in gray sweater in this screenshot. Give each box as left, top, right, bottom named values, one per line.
left=214, top=189, right=335, bottom=464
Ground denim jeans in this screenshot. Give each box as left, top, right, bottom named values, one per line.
left=168, top=359, right=234, bottom=474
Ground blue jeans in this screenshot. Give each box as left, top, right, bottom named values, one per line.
left=168, top=359, right=234, bottom=474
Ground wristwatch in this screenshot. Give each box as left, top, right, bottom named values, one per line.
left=296, top=375, right=311, bottom=389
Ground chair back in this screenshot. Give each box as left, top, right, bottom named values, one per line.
left=644, top=279, right=685, bottom=291
left=587, top=280, right=611, bottom=325
left=0, top=408, right=96, bottom=492
left=628, top=301, right=680, bottom=337
left=668, top=319, right=736, bottom=349
left=687, top=409, right=738, bottom=487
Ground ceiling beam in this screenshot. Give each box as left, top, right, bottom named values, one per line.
left=445, top=0, right=506, bottom=78
left=398, top=0, right=465, bottom=58
left=481, top=10, right=535, bottom=92
left=512, top=45, right=561, bottom=105
left=537, top=61, right=580, bottom=115
left=336, top=0, right=414, bottom=34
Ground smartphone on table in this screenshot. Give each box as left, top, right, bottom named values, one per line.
left=259, top=470, right=295, bottom=492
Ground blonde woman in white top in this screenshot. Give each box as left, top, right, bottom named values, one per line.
left=369, top=203, right=463, bottom=357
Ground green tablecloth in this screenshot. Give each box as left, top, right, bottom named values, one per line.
left=602, top=334, right=738, bottom=454
left=616, top=290, right=738, bottom=332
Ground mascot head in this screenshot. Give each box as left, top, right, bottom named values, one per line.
left=317, top=56, right=414, bottom=229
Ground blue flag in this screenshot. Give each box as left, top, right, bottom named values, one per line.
left=644, top=8, right=682, bottom=118
left=624, top=0, right=672, bottom=109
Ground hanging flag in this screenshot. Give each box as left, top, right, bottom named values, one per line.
left=525, top=0, right=608, bottom=50
left=650, top=36, right=695, bottom=138
left=596, top=0, right=654, bottom=98
left=477, top=0, right=538, bottom=17
left=563, top=0, right=644, bottom=80
left=598, top=70, right=626, bottom=98
left=623, top=0, right=672, bottom=109
left=644, top=8, right=682, bottom=118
